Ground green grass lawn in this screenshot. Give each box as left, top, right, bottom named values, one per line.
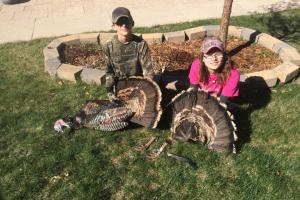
left=1, top=9, right=300, bottom=200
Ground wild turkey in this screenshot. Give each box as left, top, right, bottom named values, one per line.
left=147, top=89, right=237, bottom=159
left=54, top=77, right=162, bottom=133
left=170, top=89, right=237, bottom=151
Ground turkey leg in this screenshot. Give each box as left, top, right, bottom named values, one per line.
left=135, top=136, right=157, bottom=152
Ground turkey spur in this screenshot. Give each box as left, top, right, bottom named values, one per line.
left=54, top=77, right=162, bottom=133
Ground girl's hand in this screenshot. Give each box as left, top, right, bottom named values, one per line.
left=189, top=84, right=198, bottom=92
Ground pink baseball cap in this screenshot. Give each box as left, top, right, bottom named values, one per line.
left=201, top=37, right=224, bottom=53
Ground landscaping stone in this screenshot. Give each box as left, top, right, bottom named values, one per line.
left=79, top=33, right=99, bottom=43
left=246, top=70, right=278, bottom=88
left=97, top=32, right=116, bottom=45
left=43, top=47, right=59, bottom=60
left=141, top=33, right=163, bottom=44
left=58, top=34, right=80, bottom=45
left=256, top=33, right=282, bottom=51
left=278, top=47, right=300, bottom=65
left=44, top=57, right=62, bottom=77
left=80, top=68, right=106, bottom=85
left=184, top=27, right=206, bottom=40
left=163, top=31, right=185, bottom=43
left=165, top=80, right=189, bottom=91
left=165, top=81, right=178, bottom=91
left=296, top=76, right=300, bottom=85
left=46, top=39, right=65, bottom=51
left=239, top=74, right=248, bottom=83
left=272, top=61, right=300, bottom=83
left=228, top=26, right=243, bottom=38
left=202, top=25, right=220, bottom=37
left=57, top=64, right=83, bottom=82
left=161, top=73, right=189, bottom=91
left=272, top=42, right=294, bottom=54
left=240, top=28, right=257, bottom=41
left=134, top=33, right=142, bottom=38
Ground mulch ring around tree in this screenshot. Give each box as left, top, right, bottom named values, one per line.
left=61, top=37, right=282, bottom=74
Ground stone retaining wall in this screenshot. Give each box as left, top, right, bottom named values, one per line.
left=44, top=25, right=300, bottom=89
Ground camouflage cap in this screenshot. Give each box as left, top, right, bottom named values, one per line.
left=201, top=37, right=224, bottom=53
left=112, top=7, right=133, bottom=24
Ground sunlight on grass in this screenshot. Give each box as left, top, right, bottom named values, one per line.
left=0, top=9, right=300, bottom=200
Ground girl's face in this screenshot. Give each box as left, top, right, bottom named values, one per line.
left=203, top=48, right=224, bottom=72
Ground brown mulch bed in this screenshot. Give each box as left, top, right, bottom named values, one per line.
left=61, top=43, right=106, bottom=70
left=61, top=37, right=282, bottom=74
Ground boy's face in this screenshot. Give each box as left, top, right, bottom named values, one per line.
left=113, top=17, right=133, bottom=37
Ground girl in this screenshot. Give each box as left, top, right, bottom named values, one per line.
left=189, top=37, right=240, bottom=104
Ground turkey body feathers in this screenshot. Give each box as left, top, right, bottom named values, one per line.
left=72, top=100, right=133, bottom=132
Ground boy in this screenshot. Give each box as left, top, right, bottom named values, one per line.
left=103, top=7, right=155, bottom=101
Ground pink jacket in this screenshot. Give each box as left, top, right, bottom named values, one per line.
left=188, top=58, right=240, bottom=97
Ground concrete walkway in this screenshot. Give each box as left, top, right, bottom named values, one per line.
left=0, top=0, right=299, bottom=43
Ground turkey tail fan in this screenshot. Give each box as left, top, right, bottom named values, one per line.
left=170, top=89, right=235, bottom=152
left=116, top=76, right=162, bottom=128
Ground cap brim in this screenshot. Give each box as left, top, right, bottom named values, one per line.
left=203, top=46, right=224, bottom=54
left=113, top=15, right=132, bottom=23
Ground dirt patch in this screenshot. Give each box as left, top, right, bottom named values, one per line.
left=61, top=37, right=282, bottom=74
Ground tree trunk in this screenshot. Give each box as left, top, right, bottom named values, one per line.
left=219, top=0, right=233, bottom=50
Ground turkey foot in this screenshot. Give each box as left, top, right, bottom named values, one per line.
left=147, top=142, right=168, bottom=160
left=135, top=136, right=157, bottom=152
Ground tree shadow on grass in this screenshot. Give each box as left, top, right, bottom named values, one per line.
left=225, top=30, right=275, bottom=151
left=258, top=6, right=300, bottom=43
left=234, top=78, right=272, bottom=152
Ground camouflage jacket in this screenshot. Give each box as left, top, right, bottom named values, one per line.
left=103, top=34, right=154, bottom=93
